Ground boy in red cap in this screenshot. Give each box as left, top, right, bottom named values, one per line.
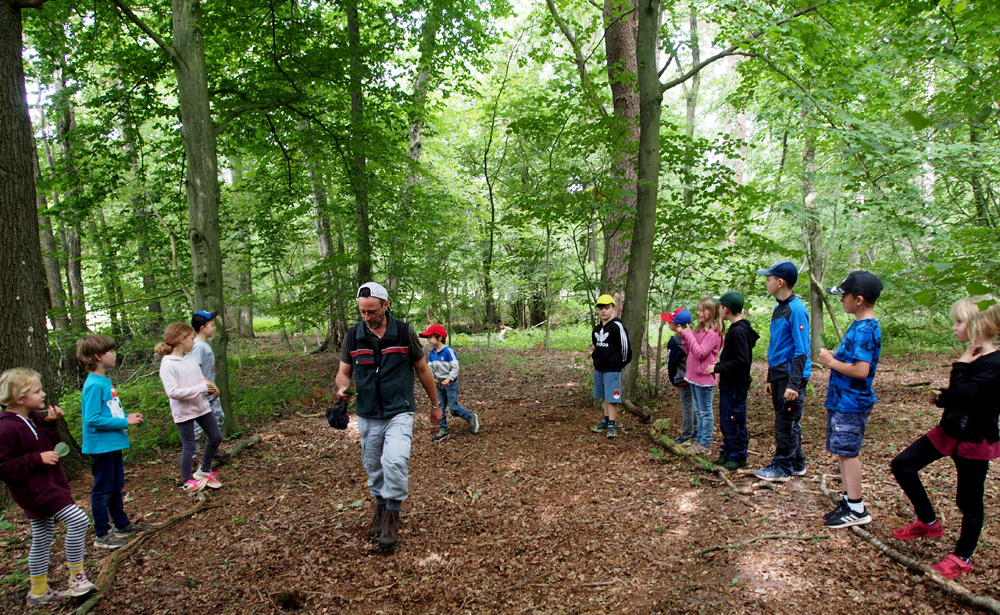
left=420, top=325, right=480, bottom=442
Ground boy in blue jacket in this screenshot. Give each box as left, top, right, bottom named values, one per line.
left=753, top=262, right=811, bottom=482
left=77, top=335, right=147, bottom=548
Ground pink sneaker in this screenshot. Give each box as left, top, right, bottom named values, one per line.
left=931, top=554, right=971, bottom=579
left=194, top=470, right=222, bottom=489
left=892, top=519, right=944, bottom=540
left=183, top=477, right=208, bottom=493
left=64, top=572, right=98, bottom=597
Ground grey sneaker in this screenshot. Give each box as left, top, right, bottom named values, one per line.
left=27, top=588, right=68, bottom=606
left=114, top=523, right=150, bottom=538
left=431, top=428, right=451, bottom=442
left=468, top=414, right=480, bottom=434
left=591, top=417, right=609, bottom=433
left=94, top=533, right=127, bottom=549
left=606, top=423, right=618, bottom=438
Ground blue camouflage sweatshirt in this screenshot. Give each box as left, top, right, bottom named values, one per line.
left=766, top=293, right=811, bottom=389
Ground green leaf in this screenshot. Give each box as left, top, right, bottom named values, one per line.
left=902, top=110, right=932, bottom=131
left=914, top=290, right=936, bottom=306
left=932, top=262, right=953, bottom=272
left=975, top=298, right=997, bottom=311
left=966, top=282, right=991, bottom=295
left=349, top=499, right=363, bottom=509
left=54, top=442, right=70, bottom=457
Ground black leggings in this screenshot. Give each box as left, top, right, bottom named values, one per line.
left=890, top=435, right=990, bottom=559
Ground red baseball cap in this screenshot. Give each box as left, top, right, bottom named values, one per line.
left=419, top=324, right=448, bottom=339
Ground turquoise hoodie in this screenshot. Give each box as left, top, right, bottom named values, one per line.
left=81, top=373, right=131, bottom=455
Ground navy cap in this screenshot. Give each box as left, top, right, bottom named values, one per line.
left=191, top=310, right=219, bottom=332
left=828, top=271, right=883, bottom=301
left=757, top=261, right=798, bottom=287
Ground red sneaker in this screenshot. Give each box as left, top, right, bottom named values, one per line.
left=931, top=554, right=971, bottom=579
left=892, top=519, right=944, bottom=540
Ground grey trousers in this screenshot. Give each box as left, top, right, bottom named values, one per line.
left=357, top=412, right=413, bottom=507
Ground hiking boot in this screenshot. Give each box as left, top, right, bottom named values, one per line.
left=431, top=428, right=451, bottom=442
left=606, top=424, right=618, bottom=438
left=26, top=589, right=68, bottom=606
left=63, top=572, right=98, bottom=597
left=114, top=523, right=150, bottom=538
left=468, top=414, right=480, bottom=434
left=824, top=505, right=872, bottom=529
left=378, top=510, right=400, bottom=551
left=824, top=499, right=849, bottom=521
left=892, top=519, right=944, bottom=541
left=722, top=459, right=747, bottom=472
left=183, top=477, right=208, bottom=493
left=753, top=464, right=791, bottom=482
left=712, top=455, right=727, bottom=466
left=591, top=417, right=609, bottom=433
left=368, top=503, right=386, bottom=537
left=194, top=470, right=222, bottom=489
left=931, top=554, right=971, bottom=579
left=94, top=533, right=126, bottom=549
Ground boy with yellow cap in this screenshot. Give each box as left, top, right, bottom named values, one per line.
left=590, top=294, right=632, bottom=438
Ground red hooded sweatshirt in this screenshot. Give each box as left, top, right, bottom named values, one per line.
left=0, top=411, right=74, bottom=519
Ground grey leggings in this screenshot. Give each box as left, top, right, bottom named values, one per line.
left=29, top=504, right=89, bottom=575
left=177, top=412, right=222, bottom=482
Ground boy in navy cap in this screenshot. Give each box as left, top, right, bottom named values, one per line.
left=664, top=308, right=696, bottom=444
left=190, top=311, right=230, bottom=465
left=818, top=271, right=883, bottom=528
left=754, top=262, right=811, bottom=482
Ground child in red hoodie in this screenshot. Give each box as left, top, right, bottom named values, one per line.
left=0, top=368, right=97, bottom=605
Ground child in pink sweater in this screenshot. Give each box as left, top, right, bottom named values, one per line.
left=679, top=298, right=725, bottom=455
left=156, top=323, right=223, bottom=493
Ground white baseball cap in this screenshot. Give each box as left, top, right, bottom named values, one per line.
left=357, top=282, right=389, bottom=300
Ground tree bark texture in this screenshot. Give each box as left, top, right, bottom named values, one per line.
left=346, top=0, right=372, bottom=287
left=35, top=150, right=69, bottom=330
left=0, top=3, right=86, bottom=507
left=619, top=0, right=662, bottom=404
left=801, top=126, right=824, bottom=360
left=601, top=0, right=639, bottom=306
left=171, top=0, right=235, bottom=435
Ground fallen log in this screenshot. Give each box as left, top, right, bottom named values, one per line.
left=76, top=498, right=223, bottom=615
left=819, top=474, right=1000, bottom=615
left=648, top=419, right=761, bottom=496
left=213, top=434, right=262, bottom=468
left=623, top=400, right=652, bottom=423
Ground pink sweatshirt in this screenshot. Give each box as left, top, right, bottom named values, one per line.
left=680, top=327, right=723, bottom=387
left=159, top=355, right=211, bottom=423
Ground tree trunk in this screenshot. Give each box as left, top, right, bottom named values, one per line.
left=346, top=0, right=372, bottom=287
left=172, top=0, right=236, bottom=436
left=237, top=248, right=254, bottom=338
left=680, top=5, right=700, bottom=208
left=619, top=0, right=662, bottom=404
left=35, top=149, right=69, bottom=330
left=969, top=124, right=993, bottom=227
left=601, top=0, right=639, bottom=306
left=801, top=123, right=824, bottom=360
left=1, top=2, right=86, bottom=512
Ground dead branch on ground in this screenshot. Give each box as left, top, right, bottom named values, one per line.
left=697, top=533, right=829, bottom=555
left=213, top=434, right=262, bottom=468
left=623, top=399, right=652, bottom=423
left=819, top=474, right=1000, bottom=615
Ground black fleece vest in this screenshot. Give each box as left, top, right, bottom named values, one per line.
left=345, top=315, right=416, bottom=420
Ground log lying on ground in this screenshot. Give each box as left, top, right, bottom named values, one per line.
left=623, top=400, right=652, bottom=423
left=648, top=419, right=762, bottom=496
left=819, top=474, right=1000, bottom=615
left=76, top=499, right=223, bottom=615
left=213, top=433, right=262, bottom=468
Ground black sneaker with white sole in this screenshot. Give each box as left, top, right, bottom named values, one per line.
left=824, top=499, right=849, bottom=521
left=824, top=505, right=872, bottom=529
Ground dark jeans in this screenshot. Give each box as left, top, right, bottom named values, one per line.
left=91, top=450, right=130, bottom=538
left=718, top=388, right=749, bottom=462
left=770, top=377, right=807, bottom=472
left=177, top=412, right=222, bottom=482
left=891, top=435, right=990, bottom=559
left=438, top=381, right=473, bottom=432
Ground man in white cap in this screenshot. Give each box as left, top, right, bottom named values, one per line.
left=335, top=282, right=441, bottom=551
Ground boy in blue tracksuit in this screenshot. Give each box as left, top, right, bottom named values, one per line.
left=420, top=325, right=480, bottom=442
left=753, top=262, right=811, bottom=482
left=77, top=335, right=147, bottom=549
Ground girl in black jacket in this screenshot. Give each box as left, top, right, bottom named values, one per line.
left=890, top=299, right=1000, bottom=579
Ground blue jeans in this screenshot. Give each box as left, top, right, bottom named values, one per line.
left=438, top=381, right=473, bottom=432
left=690, top=384, right=715, bottom=448
left=718, top=388, right=749, bottom=462
left=90, top=450, right=130, bottom=538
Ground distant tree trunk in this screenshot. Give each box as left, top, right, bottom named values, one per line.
left=1, top=1, right=86, bottom=514
left=600, top=0, right=639, bottom=306
left=801, top=122, right=824, bottom=360
left=619, top=0, right=662, bottom=404
left=680, top=6, right=700, bottom=208
left=35, top=149, right=69, bottom=330
left=969, top=124, right=993, bottom=227
left=346, top=0, right=372, bottom=287
left=237, top=249, right=254, bottom=338
left=89, top=210, right=132, bottom=341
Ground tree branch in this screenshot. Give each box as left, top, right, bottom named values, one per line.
left=660, top=4, right=820, bottom=93
left=213, top=93, right=302, bottom=138
left=11, top=0, right=50, bottom=8
left=544, top=0, right=608, bottom=118
left=110, top=0, right=184, bottom=68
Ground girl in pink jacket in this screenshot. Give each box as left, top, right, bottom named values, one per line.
left=680, top=298, right=725, bottom=455
left=156, top=323, right=223, bottom=493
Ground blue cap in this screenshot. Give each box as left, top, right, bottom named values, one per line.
left=664, top=308, right=692, bottom=326
left=191, top=310, right=219, bottom=331
left=757, top=261, right=798, bottom=287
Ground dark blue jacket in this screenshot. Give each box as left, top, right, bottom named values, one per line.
left=666, top=334, right=688, bottom=386
left=766, top=293, right=811, bottom=389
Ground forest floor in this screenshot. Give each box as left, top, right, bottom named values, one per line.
left=2, top=344, right=999, bottom=614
